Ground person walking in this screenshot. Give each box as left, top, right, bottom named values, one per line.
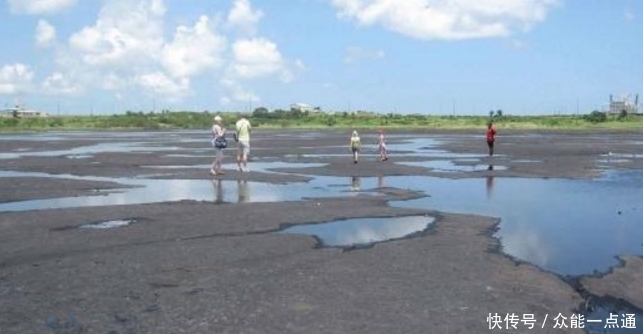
left=350, top=130, right=361, bottom=163
left=486, top=121, right=497, bottom=156
left=235, top=117, right=252, bottom=172
left=210, top=115, right=226, bottom=175
left=378, top=129, right=388, bottom=161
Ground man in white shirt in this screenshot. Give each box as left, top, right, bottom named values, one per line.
left=235, top=117, right=252, bottom=172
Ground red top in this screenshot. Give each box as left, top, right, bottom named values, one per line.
left=486, top=126, right=496, bottom=141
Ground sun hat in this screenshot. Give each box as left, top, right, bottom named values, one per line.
left=214, top=116, right=222, bottom=122
left=352, top=130, right=358, bottom=136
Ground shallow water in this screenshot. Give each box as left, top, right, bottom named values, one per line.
left=0, top=172, right=378, bottom=212
left=396, top=160, right=508, bottom=172
left=280, top=215, right=435, bottom=248
left=390, top=171, right=643, bottom=276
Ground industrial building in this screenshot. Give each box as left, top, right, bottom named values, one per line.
left=608, top=94, right=639, bottom=114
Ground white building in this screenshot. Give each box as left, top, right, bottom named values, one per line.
left=0, top=105, right=50, bottom=118
left=290, top=103, right=316, bottom=113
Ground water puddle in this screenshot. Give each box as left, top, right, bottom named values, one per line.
left=601, top=153, right=643, bottom=159
left=396, top=160, right=508, bottom=172
left=584, top=300, right=643, bottom=334
left=390, top=171, right=643, bottom=276
left=280, top=215, right=435, bottom=248
left=0, top=142, right=183, bottom=160
left=142, top=162, right=328, bottom=175
left=0, top=172, right=381, bottom=212
left=79, top=219, right=137, bottom=229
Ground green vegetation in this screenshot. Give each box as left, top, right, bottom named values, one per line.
left=1, top=108, right=642, bottom=132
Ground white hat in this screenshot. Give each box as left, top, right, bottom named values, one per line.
left=214, top=116, right=222, bottom=122
left=352, top=130, right=358, bottom=136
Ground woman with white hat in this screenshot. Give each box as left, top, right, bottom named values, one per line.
left=210, top=115, right=226, bottom=175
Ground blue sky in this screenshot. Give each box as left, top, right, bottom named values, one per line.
left=0, top=0, right=641, bottom=115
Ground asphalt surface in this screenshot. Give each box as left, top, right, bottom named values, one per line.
left=1, top=128, right=642, bottom=334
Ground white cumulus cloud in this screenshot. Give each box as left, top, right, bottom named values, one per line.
left=0, top=63, right=34, bottom=95
left=230, top=37, right=291, bottom=80
left=162, top=16, right=227, bottom=78
left=8, top=0, right=78, bottom=15
left=219, top=36, right=294, bottom=104
left=68, top=0, right=165, bottom=67
left=227, top=0, right=264, bottom=35
left=25, top=0, right=296, bottom=107
left=330, top=0, right=560, bottom=40
left=35, top=20, right=56, bottom=48
left=135, top=72, right=190, bottom=101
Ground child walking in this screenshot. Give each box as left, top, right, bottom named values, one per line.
left=378, top=129, right=388, bottom=161
left=486, top=121, right=497, bottom=156
left=350, top=130, right=361, bottom=163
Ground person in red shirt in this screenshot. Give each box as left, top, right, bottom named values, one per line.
left=486, top=121, right=497, bottom=156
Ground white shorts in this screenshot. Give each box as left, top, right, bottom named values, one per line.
left=238, top=141, right=250, bottom=156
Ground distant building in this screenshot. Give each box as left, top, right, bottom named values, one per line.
left=290, top=103, right=318, bottom=113
left=0, top=105, right=50, bottom=118
left=608, top=94, right=639, bottom=114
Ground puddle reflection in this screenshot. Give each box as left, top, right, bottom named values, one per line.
left=391, top=171, right=643, bottom=276
left=397, top=160, right=507, bottom=173
left=350, top=176, right=361, bottom=192
left=211, top=179, right=251, bottom=204
left=80, top=219, right=136, bottom=229
left=280, top=215, right=435, bottom=248
left=0, top=142, right=182, bottom=160
left=486, top=173, right=494, bottom=198
left=0, top=173, right=384, bottom=212
left=3, top=169, right=641, bottom=276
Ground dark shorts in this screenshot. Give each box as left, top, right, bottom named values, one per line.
left=351, top=147, right=360, bottom=153
left=487, top=140, right=495, bottom=149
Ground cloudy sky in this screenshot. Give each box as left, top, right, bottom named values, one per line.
left=0, top=0, right=641, bottom=115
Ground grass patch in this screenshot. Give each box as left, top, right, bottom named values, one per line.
left=1, top=110, right=642, bottom=132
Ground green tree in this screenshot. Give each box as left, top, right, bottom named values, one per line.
left=584, top=110, right=607, bottom=123
left=252, top=107, right=269, bottom=118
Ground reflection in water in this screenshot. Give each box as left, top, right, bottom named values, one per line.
left=211, top=178, right=251, bottom=203
left=280, top=215, right=435, bottom=248
left=80, top=219, right=135, bottom=229
left=350, top=176, right=361, bottom=192
left=237, top=179, right=250, bottom=203
left=396, top=160, right=507, bottom=173
left=486, top=165, right=494, bottom=198
left=212, top=179, right=224, bottom=204
left=377, top=175, right=385, bottom=188
left=392, top=171, right=643, bottom=276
